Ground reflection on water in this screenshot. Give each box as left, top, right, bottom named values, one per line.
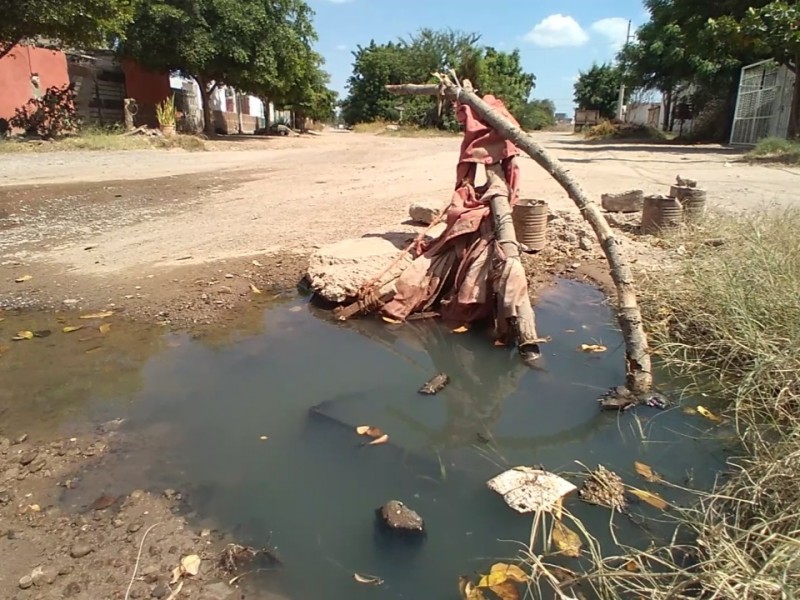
left=3, top=281, right=728, bottom=600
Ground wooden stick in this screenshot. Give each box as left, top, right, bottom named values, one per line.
left=386, top=77, right=652, bottom=393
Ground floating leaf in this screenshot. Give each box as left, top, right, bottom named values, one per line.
left=368, top=434, right=389, bottom=445
left=579, top=344, right=607, bottom=353
left=552, top=521, right=582, bottom=557
left=488, top=563, right=528, bottom=584
left=353, top=573, right=383, bottom=585
left=682, top=407, right=697, bottom=415
left=355, top=425, right=371, bottom=435
left=696, top=405, right=722, bottom=422
left=79, top=311, right=114, bottom=320
left=488, top=582, right=520, bottom=600
left=98, top=323, right=112, bottom=335
left=452, top=325, right=469, bottom=333
left=628, top=488, right=670, bottom=511
left=12, top=331, right=34, bottom=341
left=249, top=283, right=262, bottom=294
left=382, top=316, right=402, bottom=324
left=62, top=326, right=84, bottom=333
left=634, top=461, right=662, bottom=483
left=180, top=554, right=201, bottom=576
left=259, top=436, right=268, bottom=441
left=459, top=577, right=487, bottom=600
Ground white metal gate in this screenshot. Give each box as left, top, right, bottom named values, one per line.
left=730, top=59, right=795, bottom=146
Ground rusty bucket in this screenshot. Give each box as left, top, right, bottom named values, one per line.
left=512, top=199, right=548, bottom=251
left=670, top=185, right=707, bottom=223
left=641, top=195, right=683, bottom=235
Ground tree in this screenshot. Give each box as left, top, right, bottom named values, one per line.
left=121, top=0, right=321, bottom=135
left=517, top=99, right=556, bottom=131
left=574, top=63, right=623, bottom=120
left=1, top=0, right=139, bottom=59
left=340, top=29, right=536, bottom=128
left=709, top=1, right=800, bottom=137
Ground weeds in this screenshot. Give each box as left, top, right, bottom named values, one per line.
left=746, top=137, right=800, bottom=165
left=0, top=126, right=206, bottom=153
left=586, top=120, right=668, bottom=142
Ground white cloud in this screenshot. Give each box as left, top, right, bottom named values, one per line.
left=335, top=44, right=348, bottom=51
left=590, top=17, right=631, bottom=49
left=524, top=14, right=589, bottom=48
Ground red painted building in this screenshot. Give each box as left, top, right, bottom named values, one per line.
left=0, top=45, right=69, bottom=121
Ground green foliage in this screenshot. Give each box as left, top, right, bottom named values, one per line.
left=748, top=137, right=800, bottom=164
left=0, top=0, right=139, bottom=57
left=516, top=99, right=556, bottom=131
left=10, top=84, right=79, bottom=138
left=573, top=63, right=622, bottom=120
left=122, top=0, right=335, bottom=134
left=340, top=28, right=540, bottom=129
left=155, top=94, right=176, bottom=127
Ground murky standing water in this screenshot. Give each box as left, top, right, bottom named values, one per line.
left=0, top=280, right=729, bottom=599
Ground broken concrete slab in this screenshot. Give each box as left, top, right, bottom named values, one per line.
left=409, top=199, right=444, bottom=225
left=306, top=237, right=411, bottom=303
left=601, top=190, right=644, bottom=213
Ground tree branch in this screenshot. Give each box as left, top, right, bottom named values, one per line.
left=386, top=74, right=653, bottom=394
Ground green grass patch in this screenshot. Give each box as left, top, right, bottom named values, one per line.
left=746, top=136, right=800, bottom=165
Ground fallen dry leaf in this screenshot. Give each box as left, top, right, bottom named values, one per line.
left=355, top=425, right=371, bottom=435
left=79, top=311, right=114, bottom=320
left=98, top=323, right=112, bottom=335
left=452, top=325, right=469, bottom=333
left=62, top=326, right=84, bottom=333
left=634, top=461, right=662, bottom=483
left=180, top=554, right=201, bottom=576
left=368, top=434, right=389, bottom=445
left=12, top=331, right=34, bottom=341
left=459, top=577, right=487, bottom=600
left=624, top=560, right=639, bottom=572
left=249, top=283, right=262, bottom=294
left=252, top=260, right=263, bottom=267
left=15, top=275, right=32, bottom=283
left=552, top=521, right=582, bottom=558
left=579, top=344, right=607, bottom=353
left=478, top=563, right=529, bottom=587
left=353, top=573, right=383, bottom=585
left=628, top=488, right=670, bottom=511
left=382, top=316, right=402, bottom=324
left=489, top=582, right=520, bottom=600
left=696, top=405, right=722, bottom=422
left=28, top=504, right=41, bottom=512
left=170, top=566, right=181, bottom=585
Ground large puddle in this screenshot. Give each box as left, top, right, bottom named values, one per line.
left=0, top=280, right=728, bottom=599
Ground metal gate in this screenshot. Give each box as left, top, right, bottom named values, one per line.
left=730, top=59, right=795, bottom=146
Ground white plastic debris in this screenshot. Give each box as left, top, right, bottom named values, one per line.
left=487, top=466, right=577, bottom=514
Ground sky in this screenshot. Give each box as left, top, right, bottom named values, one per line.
left=308, top=0, right=650, bottom=114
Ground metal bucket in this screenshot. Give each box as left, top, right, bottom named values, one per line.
left=512, top=199, right=548, bottom=251
left=641, top=195, right=683, bottom=235
left=670, top=185, right=707, bottom=223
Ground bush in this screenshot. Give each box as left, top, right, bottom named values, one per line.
left=747, top=137, right=800, bottom=164
left=586, top=120, right=667, bottom=141
left=10, top=84, right=79, bottom=139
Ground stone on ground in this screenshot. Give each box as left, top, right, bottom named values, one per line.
left=601, top=190, right=644, bottom=213
left=409, top=199, right=444, bottom=225
left=306, top=237, right=411, bottom=303
left=377, top=500, right=424, bottom=533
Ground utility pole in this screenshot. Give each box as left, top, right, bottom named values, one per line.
left=616, top=19, right=632, bottom=122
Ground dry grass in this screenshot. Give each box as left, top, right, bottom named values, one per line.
left=746, top=137, right=800, bottom=165
left=585, top=120, right=668, bottom=142
left=0, top=129, right=206, bottom=153
left=351, top=120, right=459, bottom=138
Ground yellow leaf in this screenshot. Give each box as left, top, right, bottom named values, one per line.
left=552, top=521, right=582, bottom=558
left=62, top=326, right=84, bottom=333
left=580, top=344, right=607, bottom=353
left=98, top=323, right=112, bottom=335
left=489, top=582, right=520, bottom=600
left=12, top=331, right=34, bottom=341
left=452, top=325, right=469, bottom=333
left=629, top=488, right=670, bottom=511
left=489, top=563, right=528, bottom=583
left=368, top=434, right=389, bottom=445
left=249, top=283, right=262, bottom=294
left=355, top=425, right=370, bottom=435
left=353, top=573, right=383, bottom=585
left=696, top=405, right=722, bottom=422
left=634, top=461, right=662, bottom=483
left=15, top=275, right=32, bottom=283
left=79, top=311, right=114, bottom=320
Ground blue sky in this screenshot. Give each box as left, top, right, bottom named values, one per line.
left=308, top=0, right=649, bottom=114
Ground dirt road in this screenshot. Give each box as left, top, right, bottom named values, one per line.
left=1, top=131, right=798, bottom=323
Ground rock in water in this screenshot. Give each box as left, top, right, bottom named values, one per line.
left=418, top=372, right=450, bottom=395
left=377, top=500, right=424, bottom=534
left=408, top=199, right=443, bottom=225
left=306, top=237, right=412, bottom=303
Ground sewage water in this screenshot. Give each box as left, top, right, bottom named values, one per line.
left=1, top=280, right=728, bottom=599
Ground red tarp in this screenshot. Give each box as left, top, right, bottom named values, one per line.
left=381, top=95, right=529, bottom=334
